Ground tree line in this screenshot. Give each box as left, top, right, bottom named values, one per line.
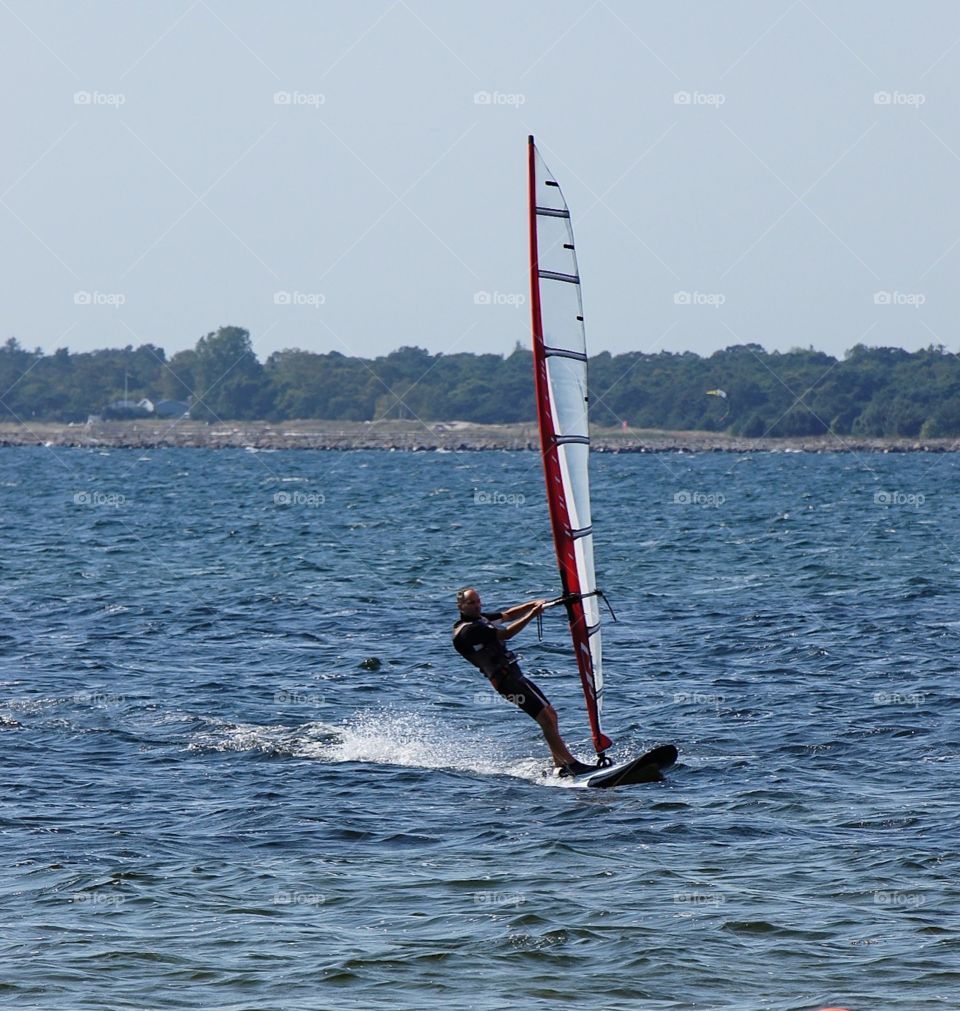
left=1, top=326, right=958, bottom=437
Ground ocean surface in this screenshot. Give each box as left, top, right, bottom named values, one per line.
left=2, top=446, right=959, bottom=1011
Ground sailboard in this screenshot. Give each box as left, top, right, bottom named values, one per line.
left=581, top=744, right=678, bottom=789
left=528, top=135, right=676, bottom=782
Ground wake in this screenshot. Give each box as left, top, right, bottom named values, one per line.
left=188, top=707, right=571, bottom=787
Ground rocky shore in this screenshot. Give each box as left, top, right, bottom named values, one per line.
left=1, top=419, right=958, bottom=452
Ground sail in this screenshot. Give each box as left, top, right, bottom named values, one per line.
left=527, top=135, right=613, bottom=757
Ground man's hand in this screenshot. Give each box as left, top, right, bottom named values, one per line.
left=498, top=598, right=547, bottom=641
left=500, top=598, right=547, bottom=622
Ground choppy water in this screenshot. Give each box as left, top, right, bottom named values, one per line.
left=2, top=446, right=959, bottom=1010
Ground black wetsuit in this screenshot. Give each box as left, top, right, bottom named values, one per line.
left=452, top=611, right=550, bottom=720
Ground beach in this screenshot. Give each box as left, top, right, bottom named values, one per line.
left=1, top=418, right=957, bottom=452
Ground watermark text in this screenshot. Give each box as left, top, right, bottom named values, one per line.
left=274, top=490, right=325, bottom=507
left=474, top=489, right=525, bottom=508
left=673, top=490, right=725, bottom=508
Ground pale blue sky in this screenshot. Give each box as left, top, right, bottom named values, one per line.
left=2, top=1, right=959, bottom=360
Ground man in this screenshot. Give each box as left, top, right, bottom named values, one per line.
left=452, top=586, right=594, bottom=777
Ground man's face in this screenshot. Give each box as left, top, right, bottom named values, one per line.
left=460, top=589, right=482, bottom=617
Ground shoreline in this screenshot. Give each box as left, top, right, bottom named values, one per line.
left=1, top=419, right=957, bottom=452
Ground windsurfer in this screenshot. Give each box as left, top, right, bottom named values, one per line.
left=452, top=586, right=594, bottom=776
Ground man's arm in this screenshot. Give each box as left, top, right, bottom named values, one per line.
left=499, top=598, right=547, bottom=622
left=497, top=600, right=546, bottom=640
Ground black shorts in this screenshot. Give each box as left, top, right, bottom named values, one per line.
left=488, top=664, right=550, bottom=720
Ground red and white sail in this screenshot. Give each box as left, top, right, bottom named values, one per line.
left=528, top=135, right=612, bottom=757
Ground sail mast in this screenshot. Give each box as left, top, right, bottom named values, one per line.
left=528, top=135, right=612, bottom=757
left=528, top=137, right=567, bottom=593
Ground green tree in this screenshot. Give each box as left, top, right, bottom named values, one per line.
left=189, top=326, right=271, bottom=420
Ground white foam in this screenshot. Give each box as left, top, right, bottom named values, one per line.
left=303, top=709, right=557, bottom=784
left=190, top=708, right=570, bottom=787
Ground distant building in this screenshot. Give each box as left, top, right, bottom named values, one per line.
left=154, top=399, right=190, bottom=419
left=100, top=398, right=189, bottom=420
left=103, top=399, right=152, bottom=420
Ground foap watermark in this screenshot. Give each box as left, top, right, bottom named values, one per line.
left=874, top=691, right=926, bottom=707
left=73, top=491, right=126, bottom=508
left=273, top=891, right=325, bottom=906
left=674, top=290, right=726, bottom=308
left=873, top=490, right=924, bottom=507
left=673, top=691, right=725, bottom=708
left=674, top=91, right=726, bottom=107
left=873, top=290, right=925, bottom=307
left=273, top=490, right=325, bottom=507
left=473, top=290, right=525, bottom=308
left=72, top=892, right=125, bottom=906
left=274, top=290, right=325, bottom=308
left=874, top=890, right=925, bottom=909
left=873, top=91, right=925, bottom=107
left=474, top=489, right=525, bottom=508
left=673, top=490, right=725, bottom=508
left=473, top=90, right=525, bottom=107
left=274, top=689, right=326, bottom=705
left=74, top=691, right=126, bottom=707
left=673, top=892, right=725, bottom=907
left=474, top=891, right=525, bottom=907
left=473, top=690, right=526, bottom=708
left=74, top=90, right=126, bottom=107
left=74, top=291, right=126, bottom=307
left=274, top=91, right=326, bottom=107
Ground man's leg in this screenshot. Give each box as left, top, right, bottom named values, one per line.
left=492, top=668, right=587, bottom=771
left=535, top=704, right=576, bottom=767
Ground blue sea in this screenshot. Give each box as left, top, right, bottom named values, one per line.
left=2, top=446, right=958, bottom=1010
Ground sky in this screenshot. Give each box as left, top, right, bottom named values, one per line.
left=2, top=1, right=960, bottom=362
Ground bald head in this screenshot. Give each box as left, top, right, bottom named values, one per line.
left=456, top=586, right=482, bottom=616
